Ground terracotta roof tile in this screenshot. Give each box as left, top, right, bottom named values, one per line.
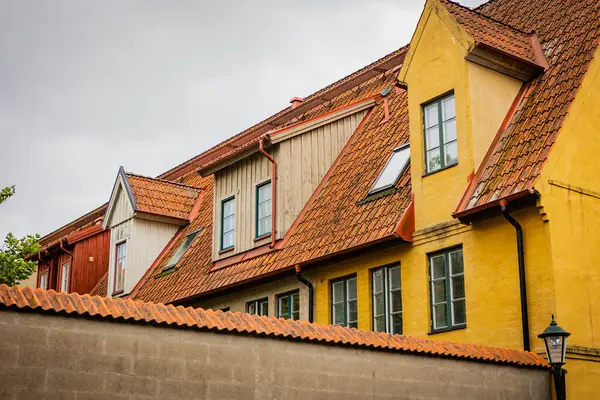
left=0, top=285, right=547, bottom=366
left=89, top=271, right=108, bottom=297
left=458, top=0, right=600, bottom=213
left=125, top=173, right=202, bottom=221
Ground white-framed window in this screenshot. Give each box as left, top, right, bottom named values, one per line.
left=372, top=264, right=402, bottom=334
left=247, top=298, right=269, bottom=316
left=221, top=197, right=235, bottom=251
left=39, top=272, right=48, bottom=290
left=429, top=247, right=466, bottom=331
left=424, top=93, right=457, bottom=173
left=331, top=276, right=358, bottom=328
left=276, top=291, right=299, bottom=320
left=369, top=144, right=410, bottom=194
left=113, top=241, right=127, bottom=294
left=60, top=262, right=70, bottom=292
left=164, top=229, right=202, bottom=270
left=256, top=181, right=272, bottom=238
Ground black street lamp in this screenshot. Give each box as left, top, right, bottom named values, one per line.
left=538, top=315, right=571, bottom=400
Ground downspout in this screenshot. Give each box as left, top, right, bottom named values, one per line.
left=259, top=135, right=277, bottom=248
left=499, top=199, right=530, bottom=351
left=59, top=239, right=74, bottom=292
left=295, top=265, right=314, bottom=323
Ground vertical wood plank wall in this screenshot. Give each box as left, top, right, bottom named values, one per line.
left=212, top=109, right=368, bottom=260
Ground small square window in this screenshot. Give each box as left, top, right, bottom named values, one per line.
left=247, top=298, right=269, bottom=316
left=369, top=144, right=410, bottom=194
left=276, top=291, right=299, bottom=320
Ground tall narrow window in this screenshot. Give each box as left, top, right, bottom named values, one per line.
left=256, top=181, right=272, bottom=238
left=369, top=144, right=410, bottom=194
left=39, top=272, right=48, bottom=290
left=331, top=276, right=358, bottom=328
left=423, top=94, right=457, bottom=173
left=372, top=265, right=402, bottom=334
left=277, top=291, right=299, bottom=320
left=113, top=241, right=127, bottom=294
left=164, top=228, right=202, bottom=270
left=247, top=298, right=269, bottom=316
left=221, top=197, right=235, bottom=251
left=60, top=262, right=70, bottom=292
left=429, top=247, right=466, bottom=331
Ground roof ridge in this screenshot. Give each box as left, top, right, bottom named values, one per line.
left=157, top=45, right=409, bottom=180
left=126, top=171, right=202, bottom=191
left=39, top=203, right=108, bottom=244
left=0, top=284, right=549, bottom=369
left=443, top=0, right=533, bottom=36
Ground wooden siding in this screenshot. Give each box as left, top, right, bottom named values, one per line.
left=105, top=178, right=134, bottom=229
left=71, top=230, right=110, bottom=294
left=212, top=109, right=368, bottom=260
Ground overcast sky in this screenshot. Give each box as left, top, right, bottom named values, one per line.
left=0, top=0, right=484, bottom=240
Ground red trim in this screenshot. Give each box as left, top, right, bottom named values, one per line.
left=453, top=189, right=536, bottom=219
left=210, top=243, right=276, bottom=271
left=66, top=224, right=104, bottom=245
left=188, top=189, right=206, bottom=222
left=393, top=198, right=415, bottom=242
left=453, top=82, right=531, bottom=216
left=529, top=32, right=549, bottom=70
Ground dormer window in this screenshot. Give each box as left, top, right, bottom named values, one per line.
left=369, top=144, right=410, bottom=194
left=221, top=197, right=235, bottom=251
left=163, top=228, right=202, bottom=271
left=256, top=181, right=272, bottom=238
left=424, top=93, right=457, bottom=174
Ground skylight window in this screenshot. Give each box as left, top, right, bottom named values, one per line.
left=369, top=144, right=410, bottom=194
left=164, top=228, right=202, bottom=270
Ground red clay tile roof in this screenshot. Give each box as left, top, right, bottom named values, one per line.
left=89, top=271, right=108, bottom=297
left=125, top=173, right=202, bottom=221
left=38, top=204, right=107, bottom=251
left=0, top=284, right=548, bottom=369
left=132, top=50, right=413, bottom=305
left=441, top=0, right=545, bottom=68
left=457, top=0, right=600, bottom=212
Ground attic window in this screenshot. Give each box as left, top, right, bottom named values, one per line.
left=369, top=144, right=410, bottom=194
left=163, top=228, right=202, bottom=271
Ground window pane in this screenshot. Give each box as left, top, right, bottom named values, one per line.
left=248, top=302, right=256, bottom=314
left=332, top=281, right=344, bottom=303
left=333, top=303, right=345, bottom=325
left=389, top=267, right=400, bottom=290
left=452, top=276, right=465, bottom=299
left=450, top=250, right=464, bottom=274
left=424, top=103, right=439, bottom=128
left=373, top=270, right=383, bottom=294
left=445, top=141, right=458, bottom=165
left=348, top=300, right=357, bottom=324
left=442, top=96, right=455, bottom=120
left=434, top=304, right=447, bottom=329
left=374, top=293, right=385, bottom=316
left=390, top=291, right=402, bottom=313
left=260, top=301, right=268, bottom=317
left=291, top=311, right=299, bottom=320
left=443, top=118, right=456, bottom=143
left=292, top=293, right=299, bottom=314
left=425, top=127, right=440, bottom=150
left=391, top=314, right=403, bottom=335
left=279, top=297, right=289, bottom=318
left=426, top=149, right=441, bottom=172
left=370, top=146, right=410, bottom=192
left=374, top=315, right=386, bottom=332
left=453, top=300, right=466, bottom=325
left=431, top=256, right=445, bottom=279
left=348, top=321, right=358, bottom=329
left=433, top=280, right=447, bottom=304
left=347, top=278, right=357, bottom=301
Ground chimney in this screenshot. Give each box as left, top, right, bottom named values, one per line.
left=290, top=97, right=304, bottom=109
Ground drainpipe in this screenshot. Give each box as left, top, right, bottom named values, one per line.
left=499, top=199, right=530, bottom=351
left=259, top=135, right=277, bottom=248
left=59, top=239, right=73, bottom=292
left=295, top=265, right=314, bottom=323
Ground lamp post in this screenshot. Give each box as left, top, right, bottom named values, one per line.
left=538, top=315, right=570, bottom=400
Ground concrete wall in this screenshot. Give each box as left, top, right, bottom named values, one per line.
left=0, top=309, right=550, bottom=400
left=195, top=275, right=312, bottom=320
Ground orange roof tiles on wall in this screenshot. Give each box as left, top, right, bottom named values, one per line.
left=0, top=284, right=548, bottom=369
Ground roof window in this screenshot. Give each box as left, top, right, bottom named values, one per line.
left=163, top=228, right=202, bottom=271
left=369, top=144, right=410, bottom=194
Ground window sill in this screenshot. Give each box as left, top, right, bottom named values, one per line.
left=112, top=290, right=124, bottom=297
left=219, top=247, right=234, bottom=255
left=428, top=324, right=466, bottom=335
left=423, top=162, right=458, bottom=177
left=254, top=233, right=271, bottom=242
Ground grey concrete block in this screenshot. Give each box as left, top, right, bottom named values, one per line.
left=104, top=373, right=157, bottom=397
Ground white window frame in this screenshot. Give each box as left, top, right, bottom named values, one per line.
left=60, top=262, right=70, bottom=292
left=331, top=276, right=358, bottom=328
left=221, top=196, right=235, bottom=251
left=247, top=298, right=269, bottom=316
left=372, top=264, right=402, bottom=334
left=39, top=272, right=48, bottom=290
left=255, top=180, right=272, bottom=238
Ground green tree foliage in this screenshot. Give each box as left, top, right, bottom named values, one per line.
left=0, top=186, right=41, bottom=286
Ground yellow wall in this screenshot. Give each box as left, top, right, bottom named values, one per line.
left=310, top=207, right=554, bottom=353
